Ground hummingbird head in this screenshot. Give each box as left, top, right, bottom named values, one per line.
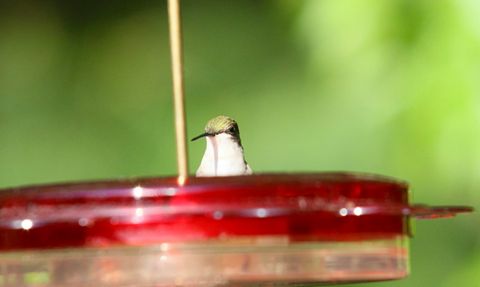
left=191, top=115, right=241, bottom=143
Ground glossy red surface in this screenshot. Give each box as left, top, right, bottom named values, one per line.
left=0, top=173, right=472, bottom=251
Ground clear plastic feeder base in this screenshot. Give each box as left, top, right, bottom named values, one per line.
left=0, top=236, right=408, bottom=286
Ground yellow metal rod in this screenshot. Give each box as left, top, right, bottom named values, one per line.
left=168, top=0, right=189, bottom=181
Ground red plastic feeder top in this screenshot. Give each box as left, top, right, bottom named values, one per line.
left=0, top=172, right=472, bottom=251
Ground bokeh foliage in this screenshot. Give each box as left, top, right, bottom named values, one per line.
left=0, top=0, right=478, bottom=286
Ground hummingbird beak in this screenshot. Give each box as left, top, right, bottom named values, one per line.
left=191, top=132, right=211, bottom=141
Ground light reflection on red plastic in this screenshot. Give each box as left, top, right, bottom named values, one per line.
left=0, top=173, right=472, bottom=251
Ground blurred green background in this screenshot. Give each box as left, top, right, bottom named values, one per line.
left=0, top=0, right=479, bottom=286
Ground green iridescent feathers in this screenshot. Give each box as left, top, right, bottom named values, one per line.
left=205, top=115, right=237, bottom=134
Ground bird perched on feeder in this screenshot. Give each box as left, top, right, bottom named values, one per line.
left=191, top=115, right=252, bottom=177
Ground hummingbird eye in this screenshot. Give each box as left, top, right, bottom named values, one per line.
left=228, top=127, right=236, bottom=133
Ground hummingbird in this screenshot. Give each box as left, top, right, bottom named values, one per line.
left=191, top=115, right=252, bottom=177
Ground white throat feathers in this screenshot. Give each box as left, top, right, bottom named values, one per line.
left=196, top=133, right=252, bottom=177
